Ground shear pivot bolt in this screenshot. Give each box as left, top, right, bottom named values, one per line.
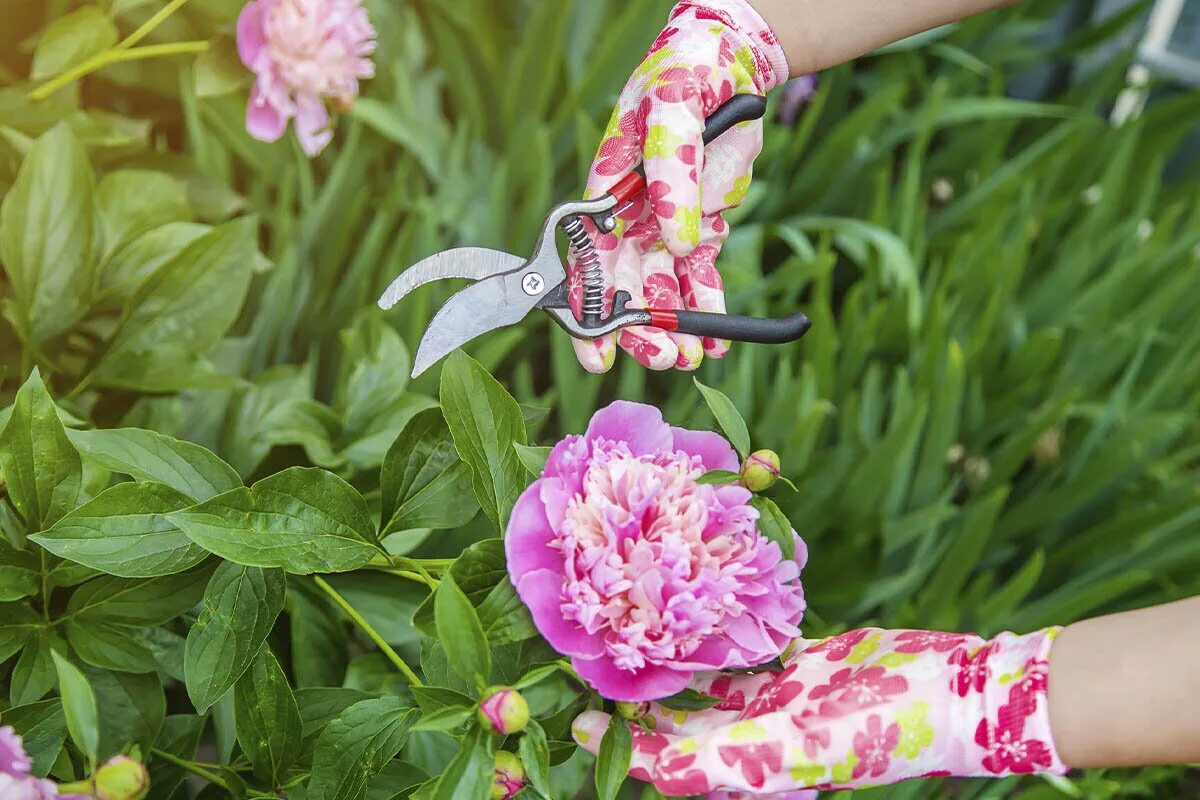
left=521, top=273, right=544, bottom=295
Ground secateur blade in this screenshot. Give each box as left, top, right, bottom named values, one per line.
left=377, top=247, right=526, bottom=310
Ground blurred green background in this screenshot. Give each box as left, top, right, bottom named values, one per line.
left=2, top=0, right=1200, bottom=797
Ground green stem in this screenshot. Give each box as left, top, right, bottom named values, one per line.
left=30, top=40, right=208, bottom=100
left=119, top=0, right=192, bottom=49
left=313, top=575, right=424, bottom=687
left=150, top=747, right=230, bottom=791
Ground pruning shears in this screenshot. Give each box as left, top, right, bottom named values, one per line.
left=378, top=94, right=812, bottom=378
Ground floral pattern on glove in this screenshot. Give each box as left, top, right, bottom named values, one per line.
left=572, top=627, right=1069, bottom=796
left=570, top=0, right=788, bottom=373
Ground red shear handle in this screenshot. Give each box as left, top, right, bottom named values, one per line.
left=647, top=309, right=812, bottom=344
left=607, top=94, right=767, bottom=206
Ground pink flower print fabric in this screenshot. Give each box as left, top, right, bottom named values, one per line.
left=570, top=0, right=789, bottom=373
left=572, top=627, right=1068, bottom=795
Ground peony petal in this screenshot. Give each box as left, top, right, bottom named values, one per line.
left=572, top=656, right=691, bottom=702
left=505, top=481, right=561, bottom=581
left=516, top=570, right=604, bottom=659
left=0, top=726, right=31, bottom=775
left=585, top=401, right=672, bottom=455
left=670, top=427, right=739, bottom=472
left=293, top=94, right=333, bottom=156
left=245, top=84, right=288, bottom=142
left=235, top=0, right=266, bottom=69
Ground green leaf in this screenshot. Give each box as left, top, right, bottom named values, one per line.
left=0, top=602, right=40, bottom=662
left=67, top=427, right=240, bottom=501
left=0, top=123, right=98, bottom=345
left=595, top=714, right=632, bottom=800
left=696, top=469, right=740, bottom=485
left=66, top=566, right=210, bottom=626
left=96, top=170, right=191, bottom=259
left=147, top=715, right=205, bottom=800
left=439, top=350, right=528, bottom=531
left=412, top=540, right=527, bottom=640
left=97, top=221, right=210, bottom=309
left=410, top=686, right=475, bottom=714
left=233, top=646, right=301, bottom=786
left=434, top=575, right=490, bottom=691
left=409, top=705, right=473, bottom=733
left=475, top=579, right=538, bottom=645
left=91, top=216, right=256, bottom=390
left=308, top=697, right=419, bottom=800
left=512, top=443, right=551, bottom=476
left=295, top=687, right=375, bottom=737
left=380, top=408, right=478, bottom=535
left=289, top=587, right=350, bottom=688
left=2, top=700, right=67, bottom=777
left=10, top=629, right=63, bottom=705
left=32, top=482, right=206, bottom=578
left=30, top=6, right=118, bottom=79
left=83, top=666, right=165, bottom=761
left=432, top=726, right=494, bottom=800
left=169, top=467, right=379, bottom=574
left=0, top=563, right=38, bottom=601
left=749, top=495, right=797, bottom=562
left=518, top=720, right=552, bottom=797
left=194, top=35, right=251, bottom=97
left=64, top=620, right=158, bottom=674
left=656, top=688, right=723, bottom=712
left=0, top=369, right=82, bottom=532
left=694, top=378, right=751, bottom=458
left=335, top=312, right=412, bottom=443
left=51, top=650, right=99, bottom=764
left=185, top=562, right=286, bottom=713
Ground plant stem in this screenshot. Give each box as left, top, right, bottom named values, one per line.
left=120, top=0, right=192, bottom=49
left=150, top=747, right=230, bottom=791
left=313, top=575, right=424, bottom=687
left=30, top=41, right=208, bottom=100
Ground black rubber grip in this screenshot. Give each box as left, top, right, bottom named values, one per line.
left=671, top=311, right=812, bottom=344
left=701, top=94, right=767, bottom=145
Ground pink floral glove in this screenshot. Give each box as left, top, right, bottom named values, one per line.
left=572, top=627, right=1069, bottom=795
left=571, top=0, right=789, bottom=373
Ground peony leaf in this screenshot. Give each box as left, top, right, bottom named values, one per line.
left=595, top=714, right=632, bottom=800
left=96, top=169, right=191, bottom=260
left=66, top=567, right=211, bottom=626
left=295, top=687, right=375, bottom=738
left=30, top=6, right=117, bottom=79
left=0, top=369, right=82, bottom=534
left=308, top=697, right=419, bottom=800
left=194, top=36, right=251, bottom=98
left=184, top=562, right=286, bottom=713
left=696, top=469, right=740, bottom=485
left=512, top=443, right=551, bottom=476
left=432, top=725, right=494, bottom=800
left=434, top=575, right=491, bottom=692
left=412, top=540, right=535, bottom=645
left=750, top=495, right=797, bottom=562
left=146, top=715, right=205, bottom=799
left=693, top=378, right=751, bottom=458
left=380, top=408, right=478, bottom=535
left=84, top=667, right=165, bottom=761
left=169, top=467, right=380, bottom=574
left=0, top=122, right=98, bottom=346
left=32, top=482, right=207, bottom=578
left=518, top=720, right=552, bottom=797
left=439, top=351, right=528, bottom=532
left=64, top=620, right=157, bottom=674
left=233, top=646, right=302, bottom=785
left=657, top=688, right=723, bottom=711
left=1, top=699, right=67, bottom=776
left=67, top=427, right=240, bottom=502
left=410, top=705, right=474, bottom=733
left=51, top=651, right=99, bottom=764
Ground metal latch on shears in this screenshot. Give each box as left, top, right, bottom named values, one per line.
left=378, top=94, right=812, bottom=378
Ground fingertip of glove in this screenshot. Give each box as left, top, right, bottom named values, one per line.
left=571, top=710, right=612, bottom=751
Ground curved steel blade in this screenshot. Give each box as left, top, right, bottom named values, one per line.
left=411, top=273, right=545, bottom=377
left=377, top=247, right=524, bottom=310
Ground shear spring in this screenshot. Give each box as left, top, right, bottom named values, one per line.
left=561, top=215, right=604, bottom=318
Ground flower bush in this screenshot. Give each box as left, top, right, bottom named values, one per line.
left=0, top=1, right=1198, bottom=799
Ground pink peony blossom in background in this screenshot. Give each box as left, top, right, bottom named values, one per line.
left=0, top=726, right=86, bottom=799
left=236, top=0, right=376, bottom=156
left=506, top=401, right=806, bottom=702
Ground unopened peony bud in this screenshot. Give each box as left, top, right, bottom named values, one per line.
left=615, top=701, right=650, bottom=720
left=92, top=756, right=149, bottom=800
left=477, top=687, right=529, bottom=736
left=491, top=751, right=525, bottom=800
left=740, top=450, right=780, bottom=492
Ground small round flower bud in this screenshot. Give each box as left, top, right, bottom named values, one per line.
left=963, top=455, right=992, bottom=490
left=477, top=687, right=530, bottom=736
left=946, top=443, right=966, bottom=467
left=491, top=751, right=526, bottom=800
left=92, top=756, right=149, bottom=800
left=615, top=701, right=650, bottom=720
left=931, top=178, right=954, bottom=204
left=740, top=450, right=781, bottom=492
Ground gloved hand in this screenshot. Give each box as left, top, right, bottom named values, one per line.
left=572, top=627, right=1068, bottom=795
left=570, top=0, right=789, bottom=373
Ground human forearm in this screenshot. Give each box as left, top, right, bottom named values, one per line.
left=1048, top=596, right=1200, bottom=768
left=750, top=0, right=1019, bottom=75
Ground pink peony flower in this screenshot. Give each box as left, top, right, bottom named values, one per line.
left=506, top=401, right=806, bottom=702
left=236, top=0, right=376, bottom=156
left=0, top=725, right=86, bottom=799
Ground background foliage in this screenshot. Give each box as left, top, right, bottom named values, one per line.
left=1, top=0, right=1199, bottom=798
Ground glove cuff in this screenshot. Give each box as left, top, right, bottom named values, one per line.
left=970, top=626, right=1070, bottom=776
left=670, top=0, right=791, bottom=91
